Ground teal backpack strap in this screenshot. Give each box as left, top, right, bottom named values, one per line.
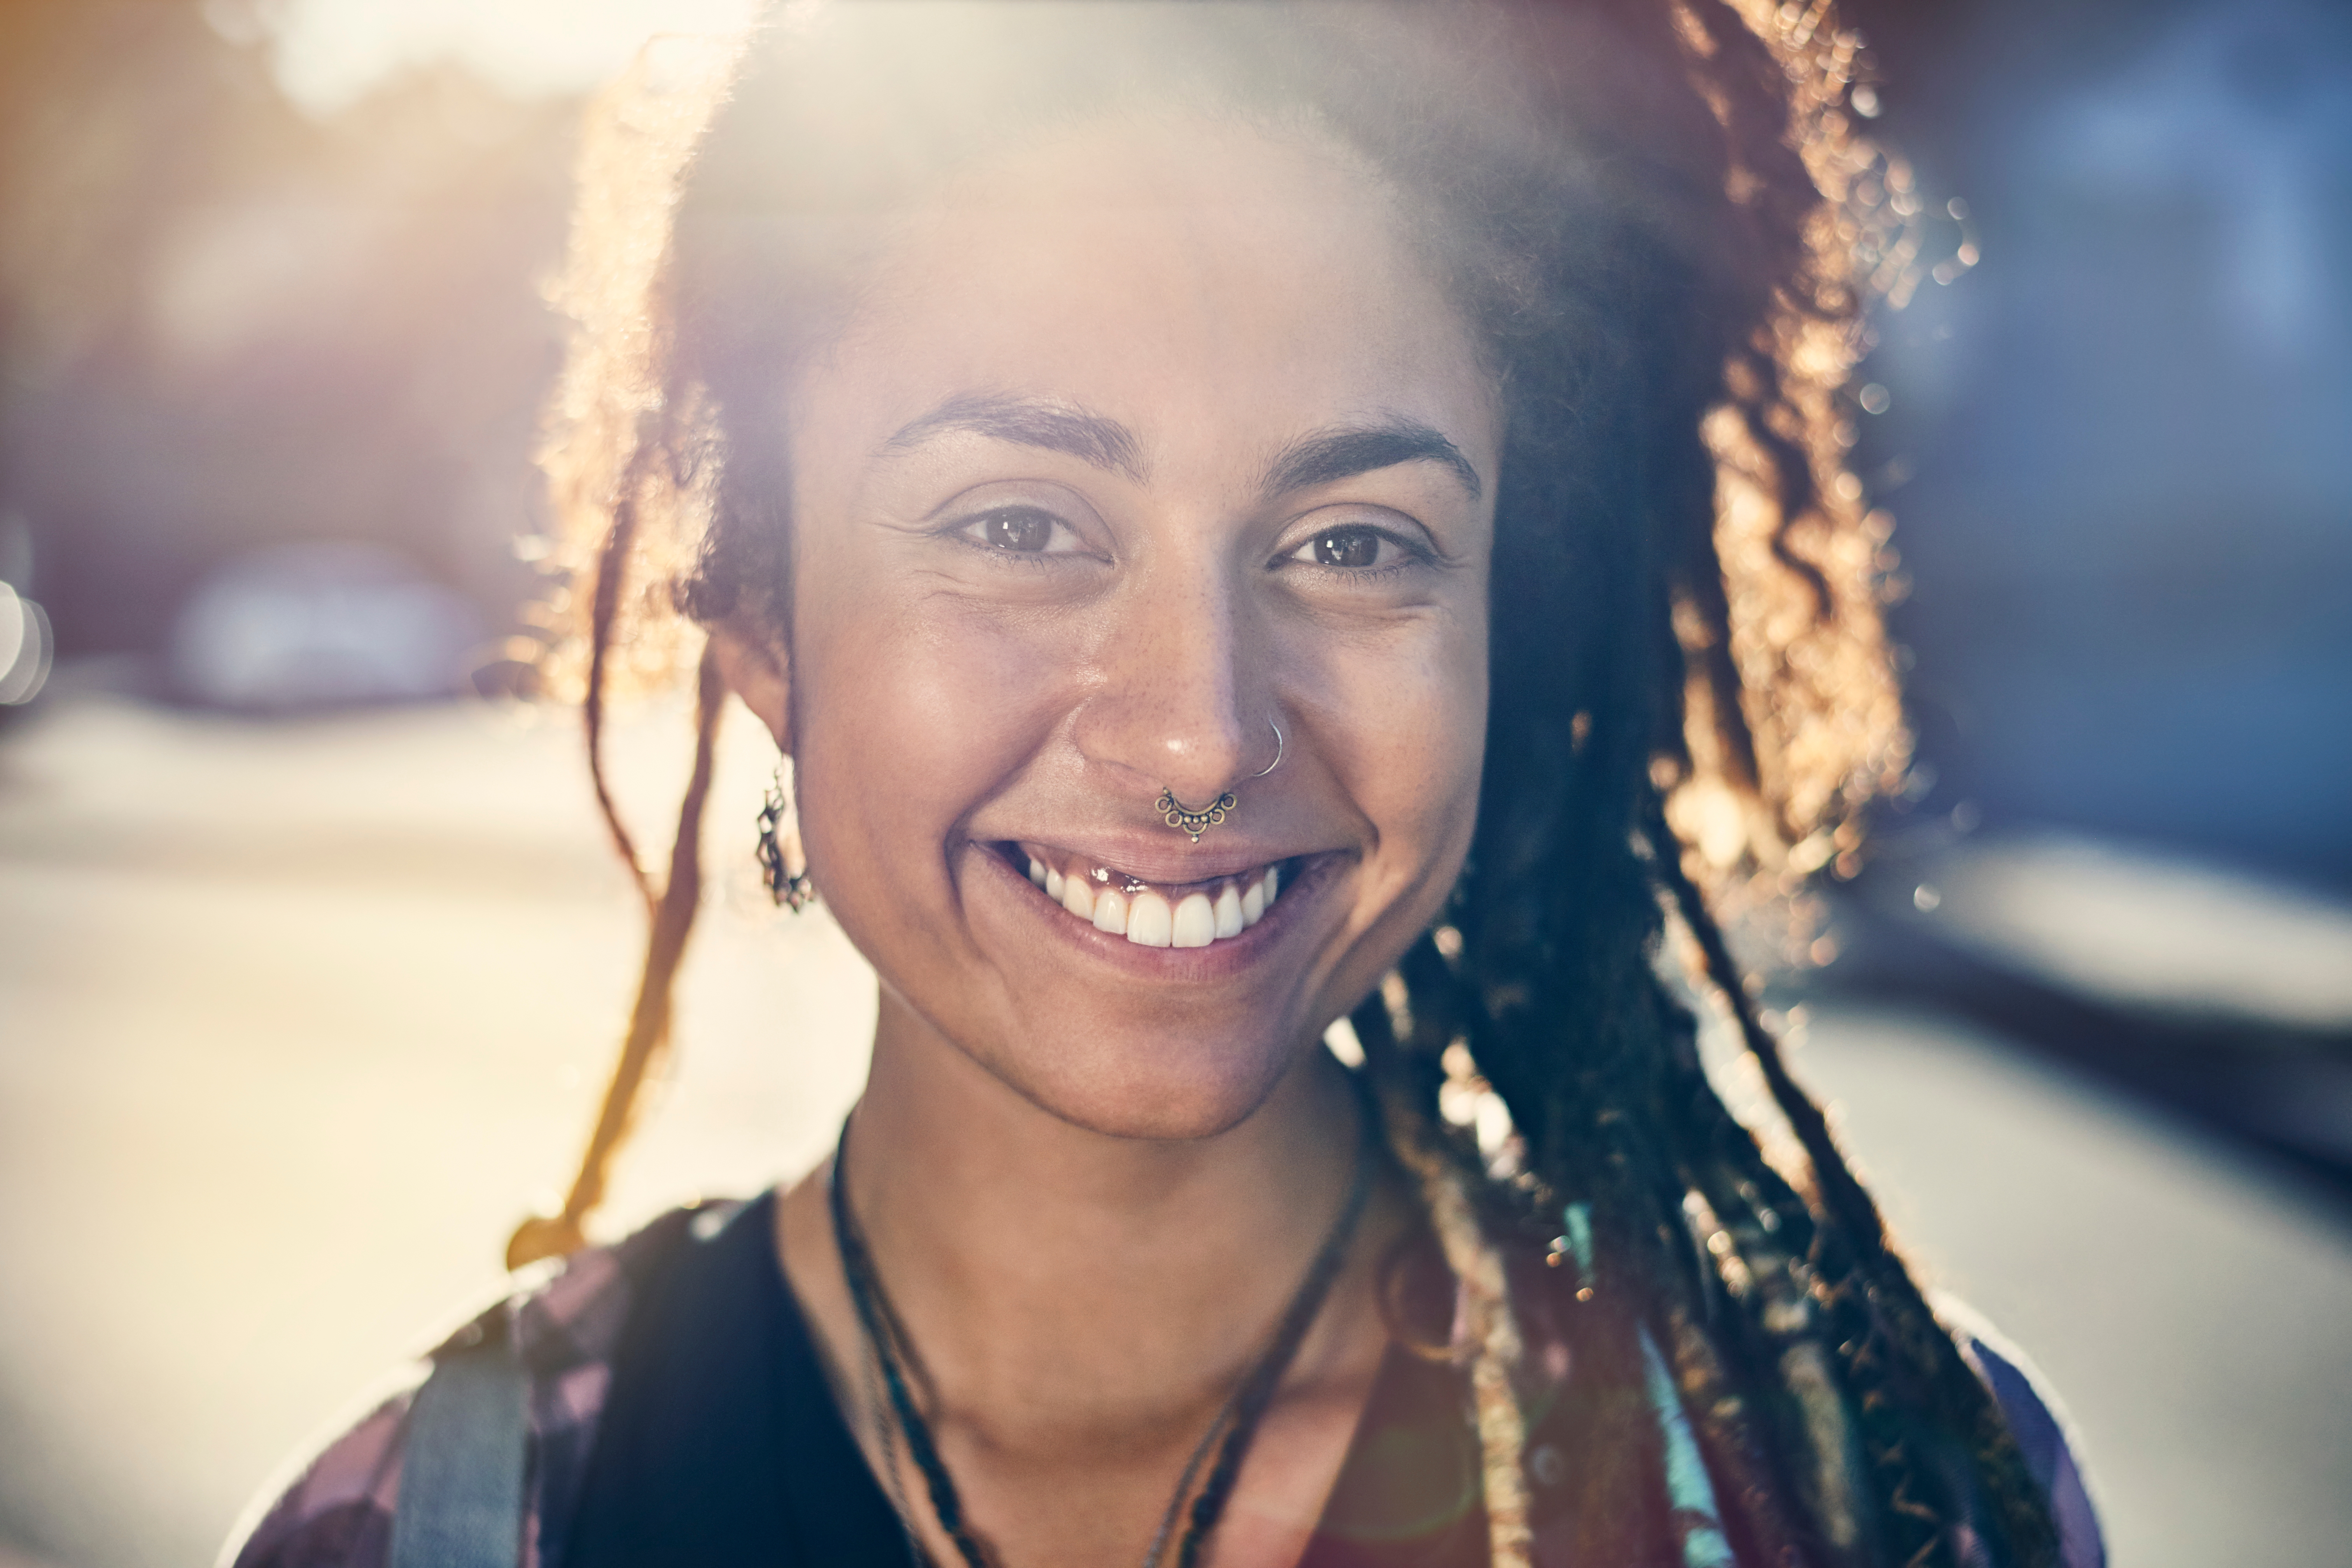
left=388, top=1302, right=529, bottom=1568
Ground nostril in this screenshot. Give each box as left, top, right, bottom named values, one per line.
left=1158, top=716, right=1281, bottom=791
left=1069, top=670, right=1259, bottom=807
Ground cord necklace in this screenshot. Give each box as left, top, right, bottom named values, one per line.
left=829, top=1088, right=1375, bottom=1568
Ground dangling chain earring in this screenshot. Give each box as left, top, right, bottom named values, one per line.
left=756, top=764, right=818, bottom=911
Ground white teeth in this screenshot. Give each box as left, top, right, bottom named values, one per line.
left=1171, top=892, right=1216, bottom=948
left=1125, top=890, right=1174, bottom=947
left=1213, top=884, right=1244, bottom=940
left=1029, top=851, right=1290, bottom=947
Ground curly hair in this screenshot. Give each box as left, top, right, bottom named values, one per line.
left=513, top=4, right=2053, bottom=1565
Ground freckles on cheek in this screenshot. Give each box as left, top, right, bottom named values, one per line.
left=803, top=594, right=1052, bottom=866
left=1400, top=700, right=1487, bottom=867
left=1325, top=623, right=1487, bottom=854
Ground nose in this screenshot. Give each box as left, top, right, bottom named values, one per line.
left=1073, top=564, right=1266, bottom=809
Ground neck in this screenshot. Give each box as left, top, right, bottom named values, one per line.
left=774, top=990, right=1406, bottom=1566
left=841, top=990, right=1368, bottom=1423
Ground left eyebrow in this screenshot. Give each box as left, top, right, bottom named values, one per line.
left=881, top=392, right=1144, bottom=482
left=1260, top=420, right=1482, bottom=502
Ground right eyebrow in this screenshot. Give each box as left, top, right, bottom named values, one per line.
left=880, top=392, right=1146, bottom=482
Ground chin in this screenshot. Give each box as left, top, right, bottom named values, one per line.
left=976, top=1020, right=1309, bottom=1143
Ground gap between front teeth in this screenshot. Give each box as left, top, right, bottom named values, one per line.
left=1026, top=856, right=1280, bottom=948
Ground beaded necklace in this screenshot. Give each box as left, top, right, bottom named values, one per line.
left=829, top=1092, right=1375, bottom=1568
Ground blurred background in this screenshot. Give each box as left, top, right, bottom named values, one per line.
left=0, top=0, right=2346, bottom=1564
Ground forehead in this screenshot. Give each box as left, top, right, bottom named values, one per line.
left=800, top=117, right=1498, bottom=465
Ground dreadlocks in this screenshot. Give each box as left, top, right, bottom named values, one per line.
left=519, top=3, right=2060, bottom=1564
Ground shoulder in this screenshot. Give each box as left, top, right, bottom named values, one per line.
left=1489, top=1251, right=2107, bottom=1568
left=219, top=1202, right=730, bottom=1568
left=1935, top=1294, right=2108, bottom=1568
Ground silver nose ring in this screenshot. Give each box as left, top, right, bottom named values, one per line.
left=1252, top=718, right=1284, bottom=779
left=1156, top=719, right=1283, bottom=843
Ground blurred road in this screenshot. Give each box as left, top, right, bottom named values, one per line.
left=2, top=691, right=2348, bottom=1567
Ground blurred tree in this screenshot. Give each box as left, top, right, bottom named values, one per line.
left=0, top=0, right=576, bottom=672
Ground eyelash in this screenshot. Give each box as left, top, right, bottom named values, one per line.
left=1279, top=523, right=1437, bottom=581
left=941, top=510, right=1438, bottom=584
left=943, top=506, right=1085, bottom=567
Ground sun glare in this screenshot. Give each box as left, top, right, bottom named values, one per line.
left=234, top=0, right=764, bottom=114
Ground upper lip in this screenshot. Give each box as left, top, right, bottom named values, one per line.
left=985, top=831, right=1325, bottom=886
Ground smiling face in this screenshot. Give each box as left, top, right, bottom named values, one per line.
left=763, top=118, right=1496, bottom=1139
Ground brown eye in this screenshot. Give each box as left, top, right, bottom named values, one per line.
left=979, top=509, right=1056, bottom=552
left=1312, top=528, right=1384, bottom=568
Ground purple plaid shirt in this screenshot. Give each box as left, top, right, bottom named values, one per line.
left=223, top=1204, right=707, bottom=1568
left=222, top=1200, right=2103, bottom=1568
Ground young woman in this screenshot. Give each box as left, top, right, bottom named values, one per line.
left=228, top=3, right=2102, bottom=1566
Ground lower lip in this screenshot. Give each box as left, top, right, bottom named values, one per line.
left=970, top=842, right=1343, bottom=982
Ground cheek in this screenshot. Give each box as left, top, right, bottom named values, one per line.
left=1305, top=605, right=1488, bottom=875
left=800, top=605, right=1012, bottom=868
left=787, top=536, right=1077, bottom=909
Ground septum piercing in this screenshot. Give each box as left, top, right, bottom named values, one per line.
left=1156, top=789, right=1236, bottom=844
left=1157, top=718, right=1283, bottom=844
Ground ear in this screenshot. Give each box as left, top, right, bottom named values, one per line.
left=708, top=624, right=792, bottom=749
